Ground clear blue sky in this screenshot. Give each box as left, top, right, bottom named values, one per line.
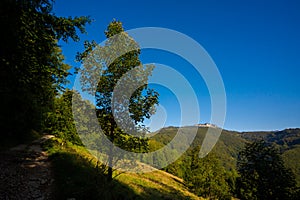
left=53, top=0, right=300, bottom=132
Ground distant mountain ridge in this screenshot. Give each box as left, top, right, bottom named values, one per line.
left=240, top=128, right=300, bottom=147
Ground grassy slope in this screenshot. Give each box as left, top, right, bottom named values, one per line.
left=117, top=170, right=201, bottom=200
left=43, top=137, right=202, bottom=200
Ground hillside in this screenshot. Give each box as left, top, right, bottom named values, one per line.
left=117, top=170, right=202, bottom=200
left=44, top=137, right=202, bottom=200
left=149, top=126, right=300, bottom=185
left=149, top=126, right=246, bottom=170
left=241, top=128, right=300, bottom=185
left=3, top=127, right=298, bottom=199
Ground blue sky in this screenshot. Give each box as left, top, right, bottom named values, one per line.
left=53, top=0, right=300, bottom=132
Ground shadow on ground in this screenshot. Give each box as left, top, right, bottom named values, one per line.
left=50, top=151, right=140, bottom=200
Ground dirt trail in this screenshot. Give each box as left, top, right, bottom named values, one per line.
left=0, top=135, right=54, bottom=200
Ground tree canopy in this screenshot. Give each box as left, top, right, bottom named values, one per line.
left=236, top=140, right=298, bottom=199
left=0, top=0, right=90, bottom=143
left=77, top=20, right=159, bottom=180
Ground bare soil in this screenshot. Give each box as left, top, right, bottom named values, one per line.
left=0, top=135, right=54, bottom=200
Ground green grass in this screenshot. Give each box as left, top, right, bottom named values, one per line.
left=117, top=170, right=201, bottom=200
left=43, top=137, right=202, bottom=200
left=43, top=137, right=138, bottom=199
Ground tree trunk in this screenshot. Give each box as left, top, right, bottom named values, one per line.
left=107, top=147, right=113, bottom=182
left=107, top=119, right=115, bottom=181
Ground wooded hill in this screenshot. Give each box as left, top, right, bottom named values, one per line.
left=149, top=126, right=300, bottom=186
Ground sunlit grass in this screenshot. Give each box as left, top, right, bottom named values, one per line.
left=43, top=137, right=202, bottom=199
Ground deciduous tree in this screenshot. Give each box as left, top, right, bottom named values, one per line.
left=236, top=140, right=297, bottom=199
left=77, top=20, right=159, bottom=180
left=186, top=147, right=231, bottom=199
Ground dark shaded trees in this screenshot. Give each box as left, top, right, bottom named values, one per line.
left=0, top=0, right=90, bottom=143
left=44, top=89, right=82, bottom=145
left=236, top=140, right=297, bottom=199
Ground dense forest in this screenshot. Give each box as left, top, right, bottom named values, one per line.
left=1, top=0, right=299, bottom=199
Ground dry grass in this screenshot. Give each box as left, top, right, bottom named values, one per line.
left=116, top=170, right=203, bottom=200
